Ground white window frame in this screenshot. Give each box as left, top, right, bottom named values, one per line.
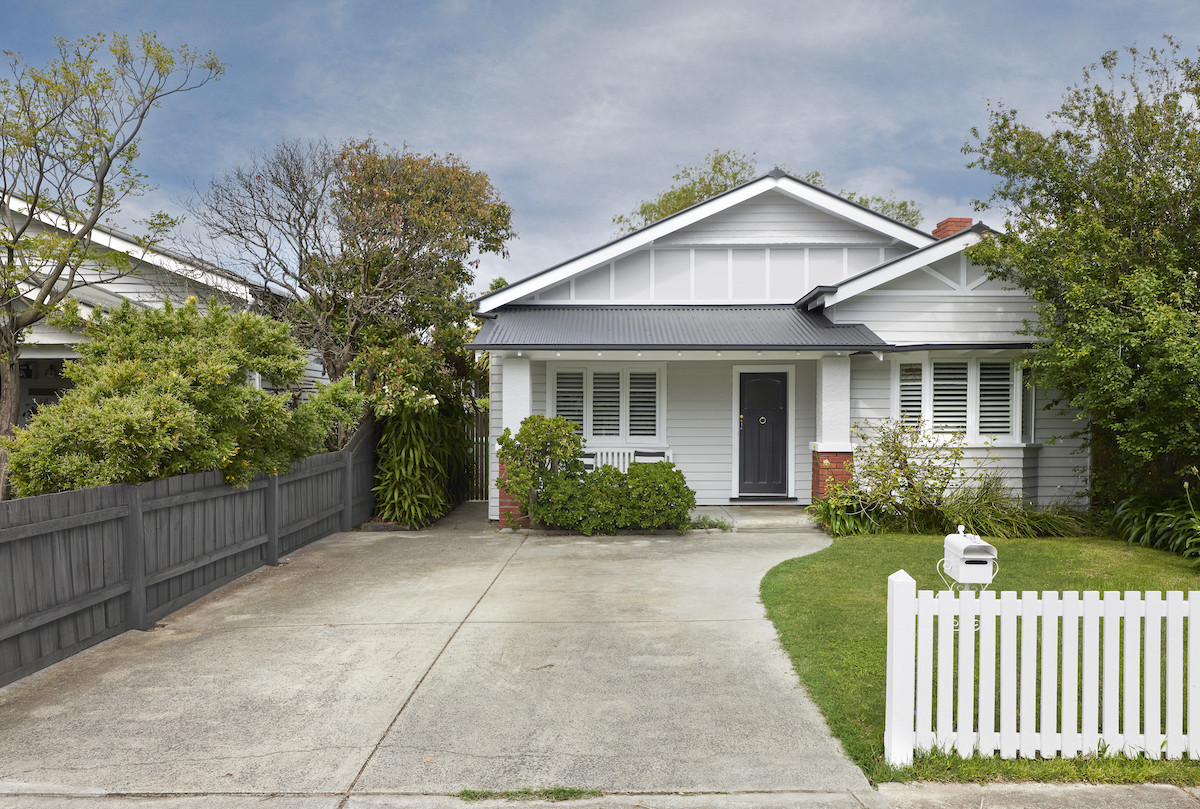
left=548, top=362, right=667, bottom=446
left=889, top=356, right=1023, bottom=444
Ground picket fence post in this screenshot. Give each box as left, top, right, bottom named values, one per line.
left=884, top=570, right=917, bottom=767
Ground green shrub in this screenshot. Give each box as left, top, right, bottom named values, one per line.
left=496, top=415, right=584, bottom=522
left=531, top=469, right=587, bottom=529
left=373, top=405, right=469, bottom=528
left=537, top=462, right=694, bottom=535
left=1112, top=478, right=1200, bottom=560
left=577, top=464, right=631, bottom=535
left=4, top=300, right=362, bottom=496
left=626, top=461, right=696, bottom=531
left=940, top=473, right=1087, bottom=539
left=496, top=417, right=697, bottom=534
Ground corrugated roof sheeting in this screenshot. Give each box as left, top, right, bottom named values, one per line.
left=471, top=306, right=886, bottom=349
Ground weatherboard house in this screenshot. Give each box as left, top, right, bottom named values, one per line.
left=471, top=170, right=1086, bottom=524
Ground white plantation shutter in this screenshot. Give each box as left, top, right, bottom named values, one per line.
left=592, top=372, right=621, bottom=436
left=555, top=371, right=584, bottom=433
left=628, top=372, right=658, bottom=437
left=899, top=363, right=923, bottom=427
left=979, top=362, right=1013, bottom=435
left=932, top=362, right=968, bottom=433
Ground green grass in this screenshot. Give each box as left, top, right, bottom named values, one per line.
left=759, top=532, right=1200, bottom=785
left=457, top=787, right=604, bottom=802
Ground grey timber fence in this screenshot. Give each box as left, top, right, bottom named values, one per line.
left=0, top=420, right=374, bottom=688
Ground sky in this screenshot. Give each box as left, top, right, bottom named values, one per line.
left=5, top=1, right=1199, bottom=294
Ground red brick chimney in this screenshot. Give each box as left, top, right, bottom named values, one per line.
left=933, top=217, right=972, bottom=239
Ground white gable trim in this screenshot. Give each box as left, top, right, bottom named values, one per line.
left=478, top=174, right=935, bottom=313
left=803, top=228, right=984, bottom=309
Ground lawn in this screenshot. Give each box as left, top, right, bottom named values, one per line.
left=760, top=532, right=1200, bottom=785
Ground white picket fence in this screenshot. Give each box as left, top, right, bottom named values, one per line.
left=884, top=570, right=1200, bottom=766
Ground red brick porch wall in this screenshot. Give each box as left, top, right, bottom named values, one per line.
left=496, top=463, right=524, bottom=527
left=812, top=451, right=853, bottom=500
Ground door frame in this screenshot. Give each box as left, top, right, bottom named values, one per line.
left=730, top=365, right=795, bottom=498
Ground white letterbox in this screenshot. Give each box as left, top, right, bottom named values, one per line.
left=943, top=526, right=997, bottom=585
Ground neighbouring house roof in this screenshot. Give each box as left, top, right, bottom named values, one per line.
left=797, top=222, right=996, bottom=310
left=475, top=170, right=936, bottom=313
left=469, top=305, right=888, bottom=351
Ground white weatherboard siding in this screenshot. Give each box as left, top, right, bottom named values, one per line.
left=827, top=254, right=1035, bottom=345
left=655, top=191, right=903, bottom=246
left=831, top=295, right=1036, bottom=345
left=793, top=361, right=817, bottom=503
left=850, top=354, right=891, bottom=425
left=489, top=353, right=502, bottom=521
left=665, top=360, right=816, bottom=505
left=1032, top=387, right=1090, bottom=504
left=666, top=362, right=735, bottom=504
left=532, top=361, right=547, bottom=417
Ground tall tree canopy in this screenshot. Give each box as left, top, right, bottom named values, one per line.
left=965, top=37, right=1200, bottom=498
left=0, top=32, right=224, bottom=497
left=192, top=138, right=516, bottom=383
left=612, top=148, right=922, bottom=234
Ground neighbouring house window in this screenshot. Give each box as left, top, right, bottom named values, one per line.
left=894, top=358, right=1019, bottom=440
left=550, top=365, right=664, bottom=444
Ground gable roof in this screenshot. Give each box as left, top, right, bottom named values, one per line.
left=796, top=222, right=995, bottom=310
left=476, top=170, right=936, bottom=313
left=4, top=194, right=252, bottom=305
left=469, top=305, right=886, bottom=351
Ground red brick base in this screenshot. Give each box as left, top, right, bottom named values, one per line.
left=812, top=451, right=854, bottom=500
left=496, top=463, right=525, bottom=528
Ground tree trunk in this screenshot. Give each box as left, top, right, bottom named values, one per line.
left=0, top=347, right=21, bottom=500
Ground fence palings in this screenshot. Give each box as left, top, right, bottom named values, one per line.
left=884, top=569, right=1200, bottom=766
left=0, top=420, right=374, bottom=688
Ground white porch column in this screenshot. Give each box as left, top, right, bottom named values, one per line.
left=496, top=355, right=532, bottom=524
left=502, top=355, right=532, bottom=436
left=814, top=355, right=852, bottom=450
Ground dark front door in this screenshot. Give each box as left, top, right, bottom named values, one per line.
left=739, top=372, right=787, bottom=494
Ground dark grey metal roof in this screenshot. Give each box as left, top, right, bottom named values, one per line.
left=469, top=306, right=888, bottom=350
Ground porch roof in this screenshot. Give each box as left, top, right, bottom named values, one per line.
left=469, top=305, right=887, bottom=351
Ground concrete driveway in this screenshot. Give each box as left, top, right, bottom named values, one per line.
left=0, top=503, right=879, bottom=808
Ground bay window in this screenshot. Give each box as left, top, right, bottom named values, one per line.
left=892, top=358, right=1021, bottom=441
left=550, top=364, right=665, bottom=444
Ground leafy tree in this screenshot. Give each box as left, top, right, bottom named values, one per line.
left=2, top=299, right=362, bottom=497
left=192, top=138, right=516, bottom=382
left=612, top=148, right=922, bottom=234
left=964, top=38, right=1200, bottom=499
left=0, top=32, right=224, bottom=497
left=354, top=320, right=483, bottom=527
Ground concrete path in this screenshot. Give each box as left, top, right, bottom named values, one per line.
left=0, top=503, right=880, bottom=807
